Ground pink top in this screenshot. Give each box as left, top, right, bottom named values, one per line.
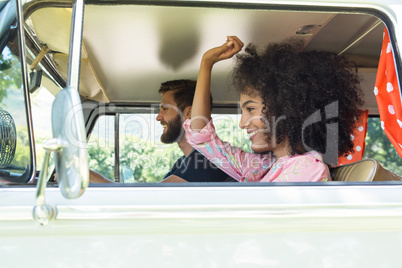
left=184, top=119, right=331, bottom=182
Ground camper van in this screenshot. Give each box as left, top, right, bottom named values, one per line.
left=1, top=0, right=402, bottom=266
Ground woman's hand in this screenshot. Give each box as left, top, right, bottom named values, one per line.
left=190, top=36, right=244, bottom=132
left=202, top=36, right=244, bottom=67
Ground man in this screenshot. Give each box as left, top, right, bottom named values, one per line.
left=89, top=79, right=232, bottom=183
left=156, top=79, right=232, bottom=183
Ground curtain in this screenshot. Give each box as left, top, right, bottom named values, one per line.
left=338, top=110, right=369, bottom=165
left=374, top=27, right=402, bottom=158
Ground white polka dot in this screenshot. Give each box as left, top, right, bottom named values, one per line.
left=387, top=83, right=394, bottom=92
left=356, top=146, right=361, bottom=152
left=398, top=119, right=402, bottom=128
left=381, top=121, right=385, bottom=130
left=389, top=105, right=396, bottom=115
left=347, top=155, right=353, bottom=160
left=387, top=42, right=392, bottom=53
left=358, top=126, right=364, bottom=132
left=399, top=143, right=402, bottom=149
left=350, top=135, right=354, bottom=141
left=374, top=87, right=379, bottom=95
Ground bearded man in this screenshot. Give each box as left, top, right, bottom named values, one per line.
left=156, top=79, right=231, bottom=183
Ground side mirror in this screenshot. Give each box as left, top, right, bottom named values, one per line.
left=33, top=0, right=88, bottom=225
left=33, top=86, right=89, bottom=225
left=52, top=86, right=89, bottom=198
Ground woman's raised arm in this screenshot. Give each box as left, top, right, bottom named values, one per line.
left=190, top=36, right=244, bottom=131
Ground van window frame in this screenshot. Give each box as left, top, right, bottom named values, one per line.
left=21, top=1, right=402, bottom=187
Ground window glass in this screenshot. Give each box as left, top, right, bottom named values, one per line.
left=364, top=117, right=402, bottom=175
left=0, top=4, right=32, bottom=182
left=119, top=113, right=181, bottom=183
left=213, top=114, right=250, bottom=152
left=87, top=112, right=251, bottom=182
left=88, top=113, right=402, bottom=182
left=88, top=114, right=116, bottom=181
left=30, top=86, right=55, bottom=170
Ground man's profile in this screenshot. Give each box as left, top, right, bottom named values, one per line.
left=157, top=79, right=232, bottom=183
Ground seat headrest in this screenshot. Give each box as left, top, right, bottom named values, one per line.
left=330, top=159, right=402, bottom=182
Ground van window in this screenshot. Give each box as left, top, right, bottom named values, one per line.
left=87, top=111, right=402, bottom=182
left=0, top=6, right=32, bottom=182
left=364, top=117, right=402, bottom=175
left=87, top=112, right=250, bottom=182
left=30, top=86, right=55, bottom=169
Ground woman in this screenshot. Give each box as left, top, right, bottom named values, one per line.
left=184, top=36, right=364, bottom=182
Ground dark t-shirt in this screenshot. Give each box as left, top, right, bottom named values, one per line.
left=164, top=150, right=235, bottom=182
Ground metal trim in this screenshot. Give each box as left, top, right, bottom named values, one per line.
left=50, top=203, right=402, bottom=220
left=114, top=113, right=120, bottom=182
left=16, top=0, right=37, bottom=183
left=66, top=0, right=84, bottom=89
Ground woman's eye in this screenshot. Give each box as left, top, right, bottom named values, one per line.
left=246, top=107, right=254, bottom=112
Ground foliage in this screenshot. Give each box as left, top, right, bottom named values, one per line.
left=364, top=118, right=402, bottom=175
left=0, top=46, right=30, bottom=171
left=120, top=138, right=182, bottom=183
left=88, top=143, right=115, bottom=180
left=88, top=135, right=182, bottom=182
left=5, top=126, right=31, bottom=174
left=214, top=116, right=251, bottom=152
left=0, top=49, right=22, bottom=105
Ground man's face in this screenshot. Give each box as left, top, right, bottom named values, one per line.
left=156, top=91, right=184, bottom=144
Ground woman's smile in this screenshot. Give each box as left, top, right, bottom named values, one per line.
left=239, top=91, right=272, bottom=153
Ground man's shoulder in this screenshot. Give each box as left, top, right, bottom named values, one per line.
left=185, top=149, right=209, bottom=163
left=187, top=149, right=204, bottom=158
left=169, top=149, right=233, bottom=182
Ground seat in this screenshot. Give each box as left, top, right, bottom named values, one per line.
left=330, top=158, right=402, bottom=182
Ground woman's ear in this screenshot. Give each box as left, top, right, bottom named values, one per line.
left=183, top=106, right=192, bottom=119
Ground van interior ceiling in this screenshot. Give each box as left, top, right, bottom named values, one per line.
left=25, top=6, right=383, bottom=115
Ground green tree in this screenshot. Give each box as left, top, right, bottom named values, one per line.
left=0, top=46, right=31, bottom=174
left=215, top=118, right=251, bottom=152
left=8, top=125, right=31, bottom=173
left=119, top=136, right=182, bottom=183
left=0, top=50, right=22, bottom=105
left=364, top=118, right=402, bottom=175
left=88, top=140, right=115, bottom=180
left=88, top=135, right=183, bottom=183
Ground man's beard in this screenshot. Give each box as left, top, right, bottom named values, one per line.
left=160, top=114, right=184, bottom=144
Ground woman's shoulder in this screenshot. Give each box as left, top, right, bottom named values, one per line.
left=268, top=151, right=329, bottom=182
left=277, top=151, right=323, bottom=165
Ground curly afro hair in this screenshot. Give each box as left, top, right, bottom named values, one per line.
left=232, top=39, right=364, bottom=165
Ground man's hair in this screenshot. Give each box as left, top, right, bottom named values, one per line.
left=158, top=79, right=213, bottom=112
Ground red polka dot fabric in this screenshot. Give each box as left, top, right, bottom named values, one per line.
left=338, top=110, right=368, bottom=165
left=374, top=27, right=402, bottom=158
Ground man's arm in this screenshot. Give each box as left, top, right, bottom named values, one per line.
left=89, top=170, right=114, bottom=183
left=160, top=175, right=188, bottom=183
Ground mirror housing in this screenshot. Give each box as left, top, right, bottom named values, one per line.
left=52, top=86, right=89, bottom=199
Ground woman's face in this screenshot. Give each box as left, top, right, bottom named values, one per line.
left=239, top=91, right=274, bottom=153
